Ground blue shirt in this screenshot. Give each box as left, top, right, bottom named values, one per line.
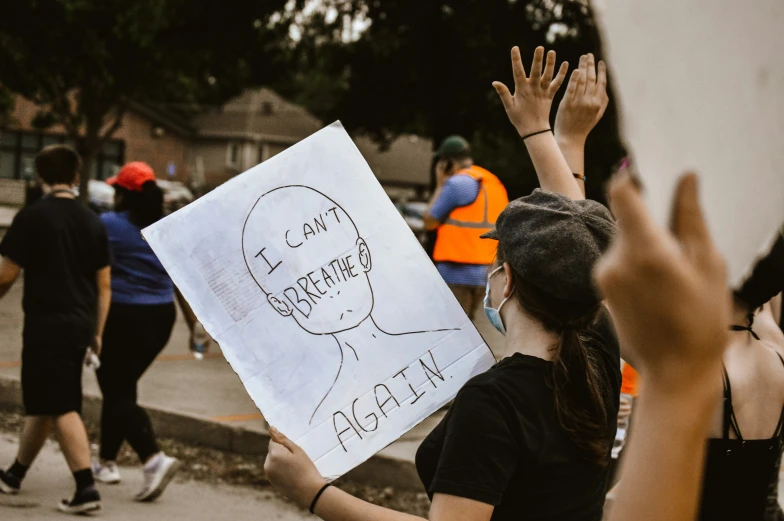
left=430, top=174, right=488, bottom=287
left=101, top=211, right=174, bottom=305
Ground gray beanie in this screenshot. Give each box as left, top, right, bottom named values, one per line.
left=481, top=189, right=617, bottom=304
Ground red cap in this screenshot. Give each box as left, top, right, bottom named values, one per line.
left=107, top=162, right=156, bottom=191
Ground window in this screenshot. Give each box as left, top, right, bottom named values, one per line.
left=97, top=140, right=123, bottom=180
left=0, top=130, right=124, bottom=180
left=227, top=142, right=240, bottom=168
left=0, top=132, right=19, bottom=179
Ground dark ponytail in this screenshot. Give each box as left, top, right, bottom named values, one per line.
left=115, top=180, right=164, bottom=228
left=497, top=248, right=613, bottom=466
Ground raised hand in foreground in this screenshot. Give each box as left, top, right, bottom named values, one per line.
left=596, top=171, right=730, bottom=521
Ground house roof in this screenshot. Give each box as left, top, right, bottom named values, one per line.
left=127, top=100, right=196, bottom=138
left=189, top=88, right=434, bottom=186
left=190, top=88, right=323, bottom=144
left=355, top=134, right=433, bottom=187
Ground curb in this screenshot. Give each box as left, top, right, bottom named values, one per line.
left=0, top=375, right=423, bottom=492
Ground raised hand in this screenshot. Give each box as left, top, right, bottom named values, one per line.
left=594, top=172, right=729, bottom=391
left=493, top=46, right=569, bottom=139
left=554, top=53, right=609, bottom=146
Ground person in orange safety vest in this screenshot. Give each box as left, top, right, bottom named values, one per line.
left=424, top=136, right=509, bottom=320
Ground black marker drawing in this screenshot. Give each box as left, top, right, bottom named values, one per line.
left=241, top=185, right=459, bottom=424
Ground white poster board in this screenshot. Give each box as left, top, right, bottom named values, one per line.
left=594, top=0, right=784, bottom=285
left=143, top=122, right=495, bottom=480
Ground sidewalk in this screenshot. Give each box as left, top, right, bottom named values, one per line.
left=0, top=434, right=314, bottom=521
left=0, top=277, right=506, bottom=490
left=0, top=205, right=17, bottom=230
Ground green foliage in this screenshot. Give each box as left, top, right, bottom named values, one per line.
left=0, top=0, right=290, bottom=198
left=275, top=0, right=625, bottom=201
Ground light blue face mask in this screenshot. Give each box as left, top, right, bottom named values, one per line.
left=484, top=265, right=511, bottom=335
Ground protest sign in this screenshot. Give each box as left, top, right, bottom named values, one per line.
left=594, top=0, right=784, bottom=285
left=143, top=122, right=495, bottom=480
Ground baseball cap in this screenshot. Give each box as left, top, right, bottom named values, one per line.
left=482, top=189, right=617, bottom=304
left=107, top=162, right=156, bottom=192
left=434, top=135, right=471, bottom=159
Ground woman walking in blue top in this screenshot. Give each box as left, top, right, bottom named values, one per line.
left=92, top=162, right=189, bottom=502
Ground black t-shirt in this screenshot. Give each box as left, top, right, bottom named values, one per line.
left=416, top=312, right=621, bottom=521
left=0, top=196, right=111, bottom=347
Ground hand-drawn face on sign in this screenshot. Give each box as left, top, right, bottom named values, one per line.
left=242, top=185, right=374, bottom=335
left=241, top=184, right=460, bottom=430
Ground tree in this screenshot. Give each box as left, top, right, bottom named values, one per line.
left=276, top=0, right=625, bottom=202
left=0, top=0, right=291, bottom=201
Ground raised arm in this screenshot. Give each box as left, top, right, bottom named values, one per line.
left=493, top=46, right=583, bottom=200
left=595, top=172, right=729, bottom=521
left=554, top=53, right=610, bottom=196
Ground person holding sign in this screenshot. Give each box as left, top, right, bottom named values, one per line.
left=264, top=46, right=621, bottom=521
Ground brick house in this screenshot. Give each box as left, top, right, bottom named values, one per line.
left=0, top=89, right=432, bottom=205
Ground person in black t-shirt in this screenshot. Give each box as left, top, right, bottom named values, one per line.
left=262, top=48, right=621, bottom=521
left=0, top=145, right=112, bottom=515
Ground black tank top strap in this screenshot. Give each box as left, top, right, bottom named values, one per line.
left=721, top=365, right=732, bottom=440
left=774, top=353, right=784, bottom=440
left=722, top=364, right=744, bottom=441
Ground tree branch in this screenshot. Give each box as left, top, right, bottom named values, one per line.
left=99, top=102, right=127, bottom=141
left=50, top=86, right=80, bottom=139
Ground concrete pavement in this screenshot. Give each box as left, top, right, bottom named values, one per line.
left=0, top=265, right=506, bottom=490
left=0, top=205, right=17, bottom=230
left=0, top=434, right=314, bottom=521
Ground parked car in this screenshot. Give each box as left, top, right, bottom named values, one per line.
left=395, top=200, right=428, bottom=247
left=88, top=179, right=116, bottom=213
left=87, top=179, right=194, bottom=215
left=156, top=179, right=195, bottom=214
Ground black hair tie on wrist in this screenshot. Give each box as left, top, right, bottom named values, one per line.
left=310, top=483, right=332, bottom=514
left=521, top=128, right=552, bottom=141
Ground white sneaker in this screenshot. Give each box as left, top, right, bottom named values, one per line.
left=134, top=453, right=181, bottom=502
left=92, top=461, right=121, bottom=484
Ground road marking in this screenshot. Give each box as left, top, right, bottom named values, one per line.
left=211, top=413, right=265, bottom=422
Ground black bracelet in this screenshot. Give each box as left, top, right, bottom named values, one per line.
left=521, top=128, right=552, bottom=140
left=309, top=483, right=332, bottom=514
left=573, top=172, right=586, bottom=182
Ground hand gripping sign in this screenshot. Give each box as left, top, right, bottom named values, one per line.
left=143, top=122, right=494, bottom=480
left=594, top=0, right=784, bottom=285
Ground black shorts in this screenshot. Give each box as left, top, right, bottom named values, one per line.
left=21, top=343, right=87, bottom=416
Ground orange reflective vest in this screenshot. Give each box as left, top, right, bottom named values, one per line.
left=621, top=363, right=639, bottom=397
left=433, top=165, right=509, bottom=265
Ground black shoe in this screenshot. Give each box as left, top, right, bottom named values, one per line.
left=58, top=487, right=101, bottom=515
left=0, top=470, right=21, bottom=495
